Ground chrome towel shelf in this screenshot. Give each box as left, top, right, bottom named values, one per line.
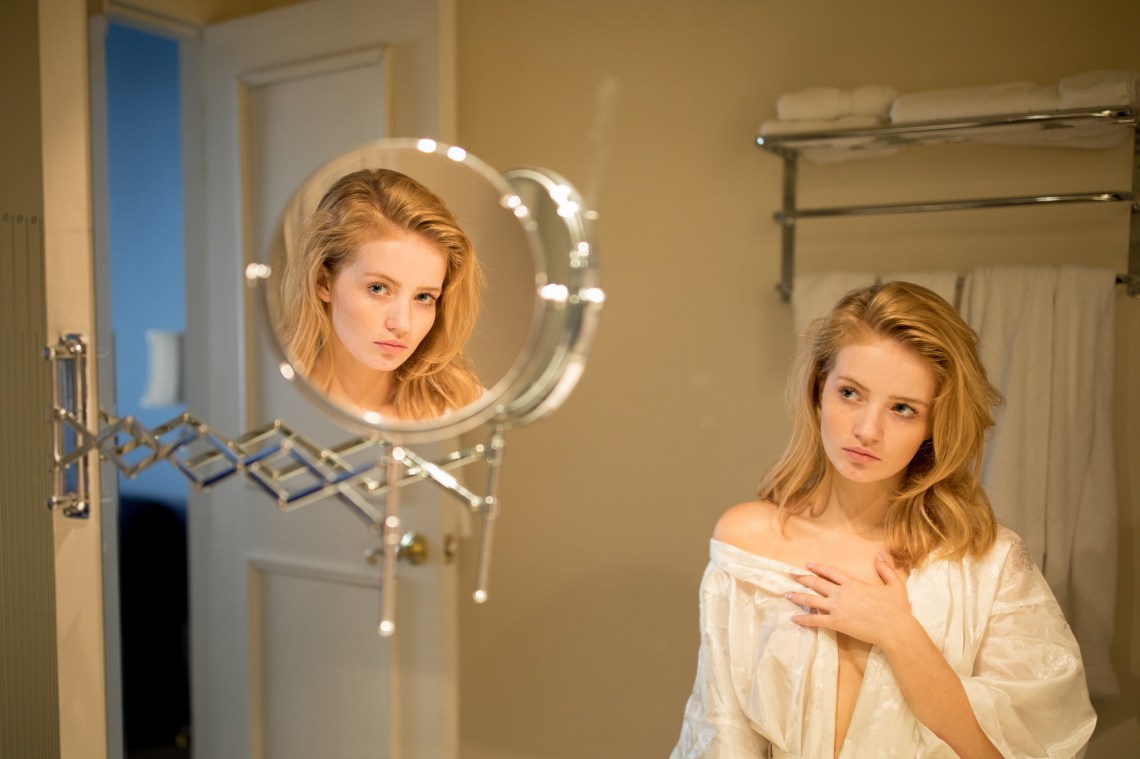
left=755, top=107, right=1140, bottom=300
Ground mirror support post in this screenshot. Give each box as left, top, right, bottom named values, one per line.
left=378, top=444, right=402, bottom=637
left=474, top=426, right=505, bottom=604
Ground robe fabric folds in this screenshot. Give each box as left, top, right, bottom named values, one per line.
left=670, top=530, right=1095, bottom=758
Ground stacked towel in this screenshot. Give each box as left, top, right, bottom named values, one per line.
left=1059, top=70, right=1139, bottom=109
left=890, top=81, right=1060, bottom=124
left=758, top=114, right=883, bottom=136
left=761, top=86, right=900, bottom=164
left=776, top=85, right=899, bottom=121
left=758, top=115, right=899, bottom=165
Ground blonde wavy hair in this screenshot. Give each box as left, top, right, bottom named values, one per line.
left=758, top=281, right=1004, bottom=569
left=277, top=168, right=484, bottom=419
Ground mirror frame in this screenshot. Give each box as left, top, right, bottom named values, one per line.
left=495, top=166, right=603, bottom=427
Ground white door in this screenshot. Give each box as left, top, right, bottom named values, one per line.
left=185, top=2, right=458, bottom=758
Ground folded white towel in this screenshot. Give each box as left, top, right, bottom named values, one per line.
left=758, top=114, right=884, bottom=136
left=777, top=85, right=898, bottom=121
left=968, top=120, right=1130, bottom=150
left=759, top=116, right=898, bottom=164
left=890, top=81, right=1059, bottom=124
left=1058, top=70, right=1139, bottom=109
left=792, top=272, right=876, bottom=339
left=850, top=86, right=899, bottom=118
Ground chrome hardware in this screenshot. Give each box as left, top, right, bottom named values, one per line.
left=44, top=334, right=511, bottom=635
left=45, top=333, right=92, bottom=518
left=756, top=107, right=1140, bottom=301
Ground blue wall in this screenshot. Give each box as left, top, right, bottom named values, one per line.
left=106, top=22, right=186, bottom=505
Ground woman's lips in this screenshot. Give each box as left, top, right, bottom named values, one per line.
left=843, top=447, right=879, bottom=463
left=375, top=340, right=406, bottom=354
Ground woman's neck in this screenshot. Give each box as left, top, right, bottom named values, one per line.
left=820, top=471, right=901, bottom=537
left=312, top=348, right=396, bottom=415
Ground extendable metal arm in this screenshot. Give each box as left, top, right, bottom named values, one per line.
left=45, top=333, right=509, bottom=635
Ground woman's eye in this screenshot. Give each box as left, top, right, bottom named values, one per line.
left=367, top=283, right=389, bottom=295
left=893, top=403, right=917, bottom=417
left=838, top=387, right=858, bottom=400
left=415, top=293, right=438, bottom=305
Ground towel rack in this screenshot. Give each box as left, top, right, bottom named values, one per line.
left=754, top=106, right=1140, bottom=300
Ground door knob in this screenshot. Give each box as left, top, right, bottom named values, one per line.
left=364, top=531, right=428, bottom=567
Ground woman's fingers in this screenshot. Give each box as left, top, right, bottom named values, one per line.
left=804, top=562, right=852, bottom=585
left=791, top=572, right=825, bottom=592
left=874, top=552, right=901, bottom=586
left=791, top=612, right=832, bottom=628
left=785, top=591, right=829, bottom=615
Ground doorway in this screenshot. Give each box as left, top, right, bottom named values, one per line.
left=103, top=20, right=191, bottom=759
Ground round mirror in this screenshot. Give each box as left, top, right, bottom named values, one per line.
left=246, top=139, right=602, bottom=442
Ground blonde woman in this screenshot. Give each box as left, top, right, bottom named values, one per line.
left=671, top=282, right=1095, bottom=758
left=278, top=168, right=484, bottom=419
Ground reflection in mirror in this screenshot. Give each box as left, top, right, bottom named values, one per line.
left=261, top=140, right=538, bottom=436
left=277, top=168, right=485, bottom=419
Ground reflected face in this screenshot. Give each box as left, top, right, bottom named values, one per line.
left=318, top=234, right=448, bottom=375
left=819, top=336, right=935, bottom=489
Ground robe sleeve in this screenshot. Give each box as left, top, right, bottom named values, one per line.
left=959, top=537, right=1097, bottom=758
left=670, top=565, right=771, bottom=759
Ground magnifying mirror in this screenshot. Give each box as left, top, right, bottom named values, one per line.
left=246, top=139, right=602, bottom=442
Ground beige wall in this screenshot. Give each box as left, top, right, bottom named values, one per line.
left=455, top=1, right=1140, bottom=757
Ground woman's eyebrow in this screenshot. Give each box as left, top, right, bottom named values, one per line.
left=362, top=271, right=398, bottom=286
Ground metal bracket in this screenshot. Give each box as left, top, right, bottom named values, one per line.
left=45, top=333, right=93, bottom=518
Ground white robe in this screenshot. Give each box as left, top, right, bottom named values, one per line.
left=670, top=529, right=1095, bottom=759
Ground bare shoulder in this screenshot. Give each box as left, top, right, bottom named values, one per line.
left=713, top=500, right=781, bottom=554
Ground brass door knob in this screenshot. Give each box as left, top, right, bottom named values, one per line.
left=364, top=531, right=429, bottom=567
left=396, top=530, right=428, bottom=565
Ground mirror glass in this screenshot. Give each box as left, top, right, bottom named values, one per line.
left=252, top=139, right=540, bottom=440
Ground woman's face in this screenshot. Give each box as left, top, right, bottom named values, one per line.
left=819, top=335, right=936, bottom=489
left=318, top=233, right=448, bottom=375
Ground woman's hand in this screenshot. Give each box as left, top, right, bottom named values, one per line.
left=785, top=553, right=914, bottom=650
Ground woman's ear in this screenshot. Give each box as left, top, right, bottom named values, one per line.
left=316, top=265, right=332, bottom=303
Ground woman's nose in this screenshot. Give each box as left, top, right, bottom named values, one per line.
left=853, top=409, right=882, bottom=444
left=385, top=299, right=411, bottom=334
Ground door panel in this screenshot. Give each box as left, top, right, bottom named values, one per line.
left=251, top=559, right=389, bottom=759
left=187, top=2, right=456, bottom=758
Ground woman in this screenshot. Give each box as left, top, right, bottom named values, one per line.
left=671, top=282, right=1095, bottom=758
left=278, top=168, right=484, bottom=419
